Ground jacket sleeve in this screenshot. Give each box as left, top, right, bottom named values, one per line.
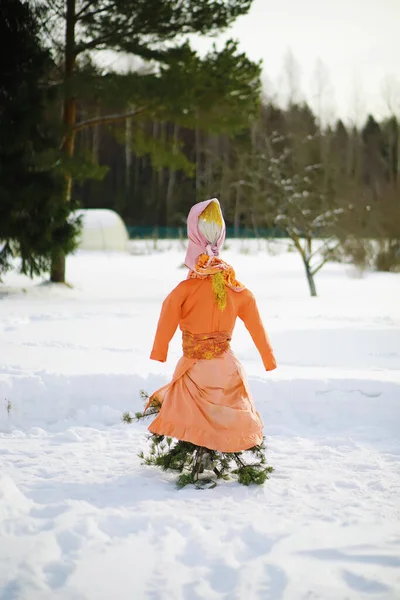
left=150, top=284, right=184, bottom=362
left=238, top=291, right=277, bottom=371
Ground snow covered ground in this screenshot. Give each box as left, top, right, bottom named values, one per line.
left=1, top=240, right=399, bottom=600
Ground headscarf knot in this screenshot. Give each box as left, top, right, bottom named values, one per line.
left=206, top=243, right=219, bottom=258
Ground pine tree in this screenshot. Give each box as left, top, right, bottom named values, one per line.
left=36, top=0, right=259, bottom=283
left=0, top=0, right=80, bottom=280
left=123, top=391, right=273, bottom=489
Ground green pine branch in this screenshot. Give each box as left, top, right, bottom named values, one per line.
left=122, top=389, right=274, bottom=489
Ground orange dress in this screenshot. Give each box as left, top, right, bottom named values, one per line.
left=149, top=278, right=277, bottom=452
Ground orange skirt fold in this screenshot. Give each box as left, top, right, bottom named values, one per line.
left=148, top=350, right=263, bottom=452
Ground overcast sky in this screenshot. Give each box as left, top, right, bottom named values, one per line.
left=190, top=0, right=400, bottom=124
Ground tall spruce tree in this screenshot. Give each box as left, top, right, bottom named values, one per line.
left=0, top=0, right=80, bottom=280
left=36, top=0, right=257, bottom=282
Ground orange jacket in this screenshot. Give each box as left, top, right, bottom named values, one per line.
left=150, top=278, right=277, bottom=371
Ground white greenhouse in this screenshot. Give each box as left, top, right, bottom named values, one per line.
left=76, top=209, right=129, bottom=251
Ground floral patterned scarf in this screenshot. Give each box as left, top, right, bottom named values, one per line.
left=188, top=253, right=245, bottom=310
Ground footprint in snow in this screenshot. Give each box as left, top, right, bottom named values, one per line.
left=236, top=526, right=287, bottom=560
left=342, top=569, right=391, bottom=595
left=43, top=560, right=75, bottom=590
left=56, top=530, right=82, bottom=556
left=254, top=563, right=288, bottom=600
left=209, top=561, right=239, bottom=594
left=297, top=547, right=400, bottom=568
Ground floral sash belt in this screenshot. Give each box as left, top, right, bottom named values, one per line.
left=182, top=331, right=231, bottom=360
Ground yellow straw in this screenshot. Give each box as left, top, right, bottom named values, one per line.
left=211, top=271, right=227, bottom=311
left=200, top=201, right=223, bottom=226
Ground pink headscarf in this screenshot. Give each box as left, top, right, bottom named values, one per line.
left=184, top=198, right=226, bottom=270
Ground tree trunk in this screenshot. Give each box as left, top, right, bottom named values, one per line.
left=303, top=256, right=317, bottom=296
left=251, top=211, right=259, bottom=238
left=165, top=123, right=180, bottom=223
left=51, top=0, right=76, bottom=283
left=132, top=156, right=140, bottom=221
left=219, top=136, right=230, bottom=208
left=151, top=121, right=158, bottom=220
left=125, top=115, right=132, bottom=192
left=157, top=122, right=166, bottom=226
left=234, top=183, right=241, bottom=237
left=292, top=235, right=318, bottom=296
left=195, top=120, right=201, bottom=196
left=306, top=236, right=312, bottom=257
left=397, top=124, right=400, bottom=188
left=92, top=103, right=100, bottom=164
left=234, top=159, right=243, bottom=237
left=204, top=133, right=214, bottom=197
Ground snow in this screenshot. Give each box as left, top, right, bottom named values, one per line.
left=1, top=240, right=399, bottom=600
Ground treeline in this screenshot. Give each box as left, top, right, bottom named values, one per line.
left=1, top=0, right=399, bottom=291
left=74, top=95, right=400, bottom=293
left=76, top=101, right=399, bottom=237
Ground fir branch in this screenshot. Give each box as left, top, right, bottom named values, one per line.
left=76, top=30, right=119, bottom=53
left=135, top=407, right=159, bottom=421
left=76, top=6, right=113, bottom=22
left=44, top=0, right=66, bottom=20
left=121, top=411, right=134, bottom=424
left=130, top=390, right=273, bottom=489
left=74, top=107, right=147, bottom=133
left=139, top=433, right=272, bottom=489
left=75, top=0, right=102, bottom=20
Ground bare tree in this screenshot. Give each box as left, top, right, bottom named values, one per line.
left=236, top=106, right=346, bottom=296
left=311, top=58, right=335, bottom=128
left=266, top=134, right=343, bottom=295
left=281, top=50, right=302, bottom=108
